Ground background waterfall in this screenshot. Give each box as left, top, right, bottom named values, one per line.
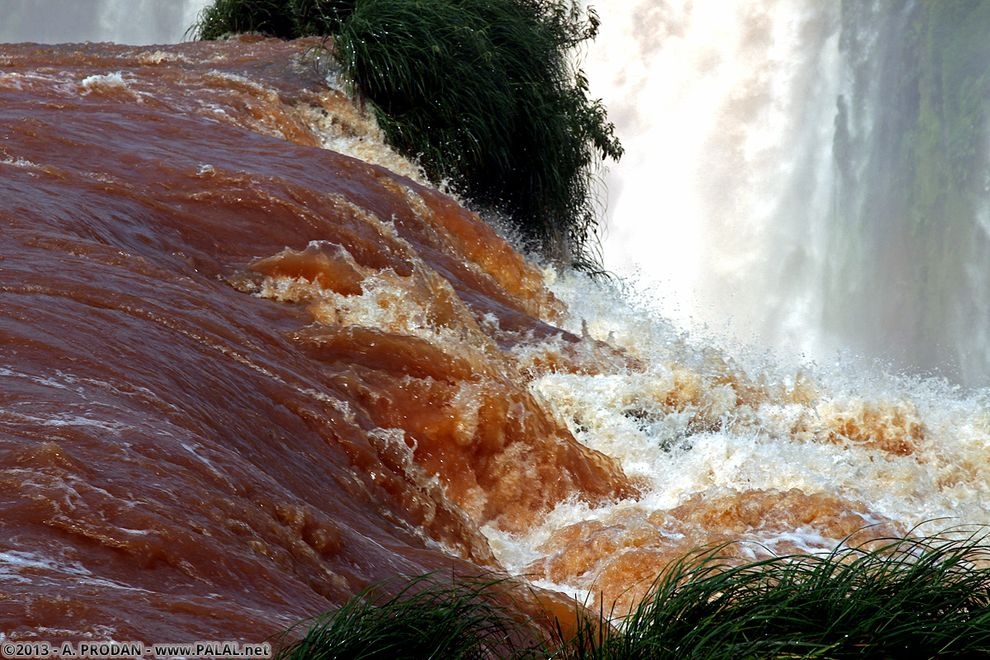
left=827, top=0, right=990, bottom=386
left=590, top=0, right=990, bottom=388
left=0, top=0, right=206, bottom=44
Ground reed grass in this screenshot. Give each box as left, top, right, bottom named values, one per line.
left=273, top=575, right=546, bottom=659
left=571, top=533, right=990, bottom=659
left=192, top=0, right=622, bottom=271
left=275, top=533, right=990, bottom=659
left=194, top=0, right=298, bottom=40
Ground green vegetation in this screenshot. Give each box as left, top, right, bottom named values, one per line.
left=274, top=534, right=990, bottom=659
left=192, top=0, right=355, bottom=39
left=194, top=0, right=298, bottom=39
left=192, top=0, right=622, bottom=271
left=273, top=575, right=548, bottom=659
left=574, top=534, right=990, bottom=659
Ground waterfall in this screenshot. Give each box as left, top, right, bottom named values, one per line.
left=827, top=0, right=990, bottom=386
left=585, top=0, right=841, bottom=363
left=0, top=0, right=209, bottom=44
left=591, top=0, right=990, bottom=387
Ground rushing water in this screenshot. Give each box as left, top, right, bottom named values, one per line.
left=0, top=37, right=630, bottom=639
left=2, top=0, right=990, bottom=646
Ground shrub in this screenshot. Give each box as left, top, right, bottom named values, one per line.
left=192, top=0, right=622, bottom=271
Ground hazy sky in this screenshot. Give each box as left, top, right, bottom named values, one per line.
left=0, top=0, right=210, bottom=44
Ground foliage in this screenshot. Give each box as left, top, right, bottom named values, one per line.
left=570, top=533, right=990, bottom=659
left=333, top=0, right=622, bottom=267
left=274, top=533, right=990, bottom=659
left=192, top=0, right=622, bottom=270
left=194, top=0, right=355, bottom=39
left=194, top=0, right=297, bottom=40
left=273, top=575, right=546, bottom=659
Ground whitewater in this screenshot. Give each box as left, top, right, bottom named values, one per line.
left=2, top=0, right=990, bottom=642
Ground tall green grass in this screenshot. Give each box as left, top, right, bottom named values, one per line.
left=275, top=534, right=990, bottom=659
left=194, top=0, right=297, bottom=40
left=192, top=0, right=622, bottom=271
left=273, top=575, right=547, bottom=659
left=333, top=0, right=622, bottom=269
left=193, top=0, right=355, bottom=39
left=573, top=534, right=990, bottom=659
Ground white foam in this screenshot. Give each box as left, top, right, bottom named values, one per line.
left=486, top=268, right=990, bottom=596
left=79, top=72, right=132, bottom=95
left=0, top=550, right=91, bottom=581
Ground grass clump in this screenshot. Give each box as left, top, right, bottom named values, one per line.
left=333, top=0, right=622, bottom=269
left=275, top=533, right=990, bottom=659
left=273, top=575, right=547, bottom=659
left=570, top=533, right=990, bottom=659
left=192, top=0, right=622, bottom=271
left=290, top=0, right=355, bottom=34
left=194, top=0, right=356, bottom=40
left=194, top=0, right=298, bottom=40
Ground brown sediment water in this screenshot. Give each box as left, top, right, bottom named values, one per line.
left=0, top=37, right=631, bottom=641
left=3, top=35, right=989, bottom=644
